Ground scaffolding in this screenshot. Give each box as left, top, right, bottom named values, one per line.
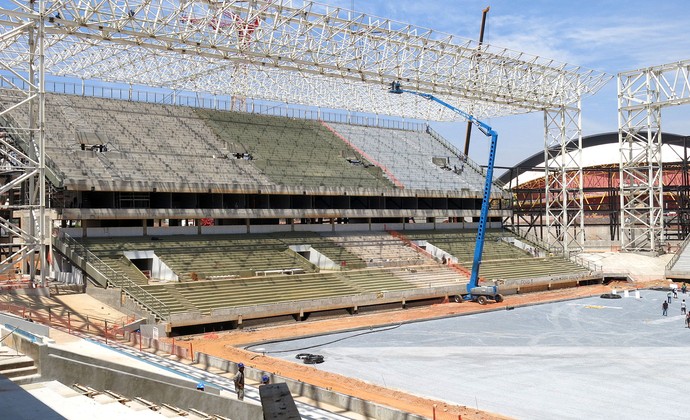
left=618, top=60, right=690, bottom=253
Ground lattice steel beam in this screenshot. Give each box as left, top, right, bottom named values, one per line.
left=0, top=0, right=615, bottom=271
left=619, top=68, right=665, bottom=252
left=0, top=0, right=610, bottom=121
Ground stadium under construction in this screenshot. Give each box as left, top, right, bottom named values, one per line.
left=2, top=1, right=690, bottom=419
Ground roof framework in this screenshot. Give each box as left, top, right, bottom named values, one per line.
left=0, top=0, right=609, bottom=119
left=0, top=0, right=613, bottom=284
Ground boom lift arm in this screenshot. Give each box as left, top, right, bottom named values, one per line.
left=389, top=82, right=502, bottom=304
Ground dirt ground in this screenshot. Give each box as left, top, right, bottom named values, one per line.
left=175, top=280, right=667, bottom=420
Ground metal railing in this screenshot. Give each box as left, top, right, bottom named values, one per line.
left=424, top=124, right=507, bottom=190
left=569, top=254, right=603, bottom=274
left=0, top=76, right=428, bottom=133
left=56, top=234, right=170, bottom=321
left=666, top=233, right=690, bottom=271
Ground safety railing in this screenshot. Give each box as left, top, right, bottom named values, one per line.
left=666, top=232, right=690, bottom=271
left=56, top=233, right=170, bottom=321
left=0, top=299, right=132, bottom=342
left=569, top=254, right=603, bottom=274
left=425, top=124, right=507, bottom=190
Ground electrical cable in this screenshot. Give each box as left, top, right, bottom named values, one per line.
left=244, top=322, right=404, bottom=354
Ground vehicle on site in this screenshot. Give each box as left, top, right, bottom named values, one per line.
left=389, top=82, right=503, bottom=304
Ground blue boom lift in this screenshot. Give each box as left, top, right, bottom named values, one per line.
left=389, top=82, right=503, bottom=305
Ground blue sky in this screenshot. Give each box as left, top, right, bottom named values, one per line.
left=321, top=0, right=690, bottom=169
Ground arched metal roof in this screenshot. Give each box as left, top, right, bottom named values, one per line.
left=497, top=132, right=689, bottom=186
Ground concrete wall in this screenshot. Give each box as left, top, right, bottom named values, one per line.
left=0, top=322, right=262, bottom=419
left=196, top=352, right=426, bottom=420
left=123, top=250, right=177, bottom=281
left=250, top=224, right=292, bottom=234
left=0, top=313, right=51, bottom=339
left=64, top=223, right=486, bottom=239
left=401, top=222, right=435, bottom=231
left=201, top=225, right=247, bottom=235
left=294, top=224, right=333, bottom=232
left=147, top=226, right=197, bottom=236
left=414, top=240, right=457, bottom=264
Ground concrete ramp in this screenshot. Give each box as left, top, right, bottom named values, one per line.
left=577, top=251, right=672, bottom=282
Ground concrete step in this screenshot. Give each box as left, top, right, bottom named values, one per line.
left=1, top=364, right=39, bottom=379
left=12, top=372, right=42, bottom=386
left=0, top=355, right=35, bottom=372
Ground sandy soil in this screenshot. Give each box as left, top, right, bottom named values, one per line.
left=173, top=281, right=661, bottom=420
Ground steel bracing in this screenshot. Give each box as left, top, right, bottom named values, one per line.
left=0, top=0, right=613, bottom=281
left=618, top=60, right=690, bottom=253
left=0, top=0, right=609, bottom=119
left=0, top=0, right=46, bottom=284
left=544, top=103, right=584, bottom=255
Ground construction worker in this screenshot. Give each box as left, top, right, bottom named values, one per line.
left=682, top=299, right=687, bottom=315
left=233, top=363, right=245, bottom=400
left=261, top=374, right=270, bottom=385
left=663, top=301, right=669, bottom=316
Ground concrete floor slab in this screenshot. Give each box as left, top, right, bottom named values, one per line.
left=259, top=290, right=690, bottom=419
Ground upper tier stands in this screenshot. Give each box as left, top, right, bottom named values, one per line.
left=326, top=122, right=486, bottom=191
left=194, top=109, right=395, bottom=189
left=44, top=93, right=271, bottom=187
left=0, top=89, right=488, bottom=194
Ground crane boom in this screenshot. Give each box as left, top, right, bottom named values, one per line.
left=389, top=82, right=501, bottom=302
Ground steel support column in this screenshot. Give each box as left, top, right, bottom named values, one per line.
left=618, top=61, right=690, bottom=252
left=618, top=73, right=663, bottom=252
left=0, top=2, right=46, bottom=285
left=543, top=102, right=584, bottom=256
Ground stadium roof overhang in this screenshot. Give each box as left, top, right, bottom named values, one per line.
left=0, top=0, right=611, bottom=121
